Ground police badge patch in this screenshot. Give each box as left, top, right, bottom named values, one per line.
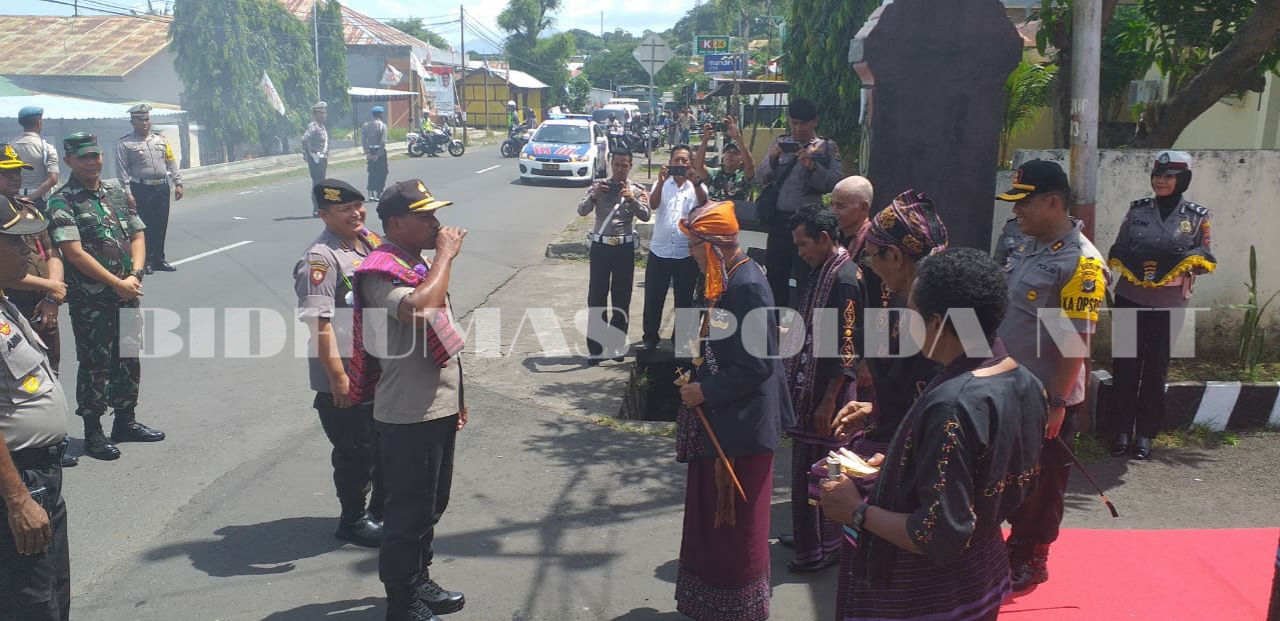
left=309, top=260, right=328, bottom=285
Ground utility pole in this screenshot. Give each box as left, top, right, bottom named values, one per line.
left=459, top=4, right=467, bottom=143
left=1070, top=0, right=1101, bottom=241
left=313, top=0, right=321, bottom=102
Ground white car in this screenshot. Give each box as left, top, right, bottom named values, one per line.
left=518, top=117, right=609, bottom=185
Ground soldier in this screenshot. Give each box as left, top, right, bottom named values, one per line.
left=0, top=195, right=73, bottom=621
left=1107, top=151, right=1215, bottom=460
left=362, top=107, right=389, bottom=201
left=116, top=104, right=183, bottom=274
left=303, top=102, right=330, bottom=216
left=294, top=179, right=385, bottom=548
left=9, top=107, right=60, bottom=209
left=47, top=133, right=164, bottom=462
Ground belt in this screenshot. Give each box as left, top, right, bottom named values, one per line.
left=9, top=439, right=67, bottom=469
left=589, top=233, right=635, bottom=246
left=130, top=178, right=169, bottom=186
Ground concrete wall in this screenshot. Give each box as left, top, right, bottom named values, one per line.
left=994, top=149, right=1280, bottom=337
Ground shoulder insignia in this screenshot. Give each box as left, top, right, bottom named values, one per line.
left=1130, top=197, right=1152, bottom=209
left=1186, top=202, right=1208, bottom=216
left=1050, top=240, right=1065, bottom=252
left=309, top=260, right=329, bottom=286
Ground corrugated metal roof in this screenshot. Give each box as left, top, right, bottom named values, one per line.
left=465, top=63, right=549, bottom=90
left=0, top=16, right=171, bottom=78
left=0, top=93, right=184, bottom=121
left=277, top=0, right=430, bottom=48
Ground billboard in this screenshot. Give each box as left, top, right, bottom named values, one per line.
left=703, top=53, right=742, bottom=75
left=695, top=36, right=731, bottom=56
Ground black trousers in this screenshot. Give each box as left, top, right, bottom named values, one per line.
left=1008, top=404, right=1079, bottom=546
left=314, top=393, right=384, bottom=520
left=587, top=241, right=635, bottom=357
left=765, top=211, right=809, bottom=309
left=367, top=154, right=389, bottom=196
left=307, top=158, right=328, bottom=210
left=0, top=445, right=70, bottom=621
left=130, top=182, right=170, bottom=265
left=641, top=252, right=697, bottom=345
left=377, top=415, right=457, bottom=589
left=1110, top=295, right=1175, bottom=439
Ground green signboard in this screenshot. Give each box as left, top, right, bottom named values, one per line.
left=694, top=35, right=731, bottom=56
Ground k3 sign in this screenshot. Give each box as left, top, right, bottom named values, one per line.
left=703, top=54, right=742, bottom=74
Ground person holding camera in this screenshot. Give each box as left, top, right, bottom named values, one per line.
left=577, top=151, right=651, bottom=363
left=755, top=98, right=843, bottom=308
left=693, top=117, right=755, bottom=202
left=642, top=145, right=707, bottom=352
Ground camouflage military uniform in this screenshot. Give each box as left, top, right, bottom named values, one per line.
left=46, top=176, right=146, bottom=419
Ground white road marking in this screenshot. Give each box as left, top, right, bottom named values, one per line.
left=170, top=241, right=254, bottom=267
left=475, top=165, right=500, bottom=174
left=232, top=217, right=247, bottom=221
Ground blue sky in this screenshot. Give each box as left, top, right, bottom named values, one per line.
left=13, top=0, right=700, bottom=50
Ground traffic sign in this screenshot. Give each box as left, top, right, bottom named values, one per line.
left=695, top=36, right=730, bottom=56
left=703, top=53, right=741, bottom=75
left=633, top=33, right=674, bottom=77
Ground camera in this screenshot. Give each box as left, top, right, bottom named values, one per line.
left=780, top=141, right=800, bottom=154
left=668, top=165, right=688, bottom=177
left=606, top=181, right=623, bottom=193
left=712, top=121, right=728, bottom=132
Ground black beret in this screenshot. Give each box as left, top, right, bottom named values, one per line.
left=313, top=179, right=364, bottom=207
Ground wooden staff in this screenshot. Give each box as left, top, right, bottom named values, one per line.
left=676, top=369, right=747, bottom=503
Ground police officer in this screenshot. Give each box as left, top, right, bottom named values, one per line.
left=362, top=107, right=389, bottom=201
left=116, top=104, right=183, bottom=274
left=303, top=102, right=330, bottom=216
left=0, top=194, right=73, bottom=621
left=9, top=107, right=60, bottom=209
left=47, top=133, right=164, bottom=462
left=294, top=179, right=385, bottom=548
left=994, top=159, right=1107, bottom=591
left=0, top=147, right=66, bottom=368
left=1107, top=151, right=1215, bottom=460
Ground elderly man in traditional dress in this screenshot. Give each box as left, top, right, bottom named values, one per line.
left=674, top=201, right=793, bottom=621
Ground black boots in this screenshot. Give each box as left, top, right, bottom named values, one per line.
left=1110, top=433, right=1131, bottom=457
left=335, top=510, right=383, bottom=548
left=110, top=410, right=165, bottom=443
left=83, top=415, right=120, bottom=461
left=1009, top=541, right=1051, bottom=591
left=413, top=573, right=465, bottom=615
left=1132, top=436, right=1152, bottom=460
left=386, top=586, right=441, bottom=621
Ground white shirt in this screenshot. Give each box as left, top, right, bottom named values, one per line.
left=648, top=178, right=699, bottom=259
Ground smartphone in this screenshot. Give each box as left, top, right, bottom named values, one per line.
left=780, top=141, right=800, bottom=154
left=668, top=165, right=688, bottom=177
left=606, top=182, right=623, bottom=193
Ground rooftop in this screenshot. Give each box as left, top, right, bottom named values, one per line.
left=0, top=15, right=172, bottom=78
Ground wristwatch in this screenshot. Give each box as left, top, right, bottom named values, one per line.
left=130, top=269, right=145, bottom=282
left=850, top=502, right=870, bottom=532
left=1048, top=395, right=1067, bottom=409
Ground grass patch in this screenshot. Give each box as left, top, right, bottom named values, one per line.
left=1153, top=424, right=1240, bottom=450
left=1072, top=432, right=1108, bottom=463
left=1165, top=358, right=1280, bottom=383
left=592, top=416, right=676, bottom=438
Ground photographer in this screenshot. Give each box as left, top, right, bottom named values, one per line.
left=577, top=151, right=651, bottom=363
left=693, top=116, right=755, bottom=202
left=641, top=145, right=707, bottom=352
left=755, top=98, right=843, bottom=308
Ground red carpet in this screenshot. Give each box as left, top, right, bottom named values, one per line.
left=1000, top=528, right=1277, bottom=620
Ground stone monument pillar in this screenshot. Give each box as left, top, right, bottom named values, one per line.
left=851, top=0, right=1022, bottom=251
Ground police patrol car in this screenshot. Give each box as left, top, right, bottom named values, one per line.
left=518, top=114, right=609, bottom=185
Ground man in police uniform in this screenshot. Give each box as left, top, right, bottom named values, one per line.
left=116, top=104, right=183, bottom=274
left=0, top=147, right=66, bottom=369
left=362, top=107, right=389, bottom=201
left=994, top=159, right=1107, bottom=591
left=0, top=195, right=73, bottom=621
left=47, top=133, right=163, bottom=462
left=294, top=179, right=385, bottom=548
left=9, top=107, right=60, bottom=209
left=303, top=102, right=330, bottom=216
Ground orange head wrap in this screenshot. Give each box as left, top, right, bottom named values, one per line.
left=679, top=201, right=740, bottom=302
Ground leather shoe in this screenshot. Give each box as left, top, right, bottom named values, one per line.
left=1110, top=433, right=1131, bottom=457
left=111, top=420, right=165, bottom=443
left=60, top=453, right=79, bottom=468
left=413, top=574, right=465, bottom=615
left=387, top=598, right=441, bottom=621
left=335, top=511, right=382, bottom=548
left=153, top=261, right=177, bottom=272
left=1011, top=543, right=1050, bottom=591
left=1132, top=436, right=1152, bottom=460
left=85, top=429, right=120, bottom=461
left=143, top=263, right=154, bottom=275
left=787, top=554, right=838, bottom=573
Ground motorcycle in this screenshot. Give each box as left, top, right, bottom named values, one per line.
left=500, top=123, right=532, bottom=158
left=407, top=122, right=464, bottom=158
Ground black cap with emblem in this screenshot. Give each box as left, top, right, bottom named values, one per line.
left=996, top=159, right=1071, bottom=202
left=312, top=178, right=365, bottom=208
left=0, top=144, right=32, bottom=171
left=0, top=197, right=48, bottom=236
left=376, top=179, right=453, bottom=220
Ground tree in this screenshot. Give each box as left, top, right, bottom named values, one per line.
left=497, top=0, right=574, bottom=106
left=313, top=0, right=351, bottom=122
left=170, top=0, right=318, bottom=160
left=386, top=18, right=451, bottom=50
left=497, top=0, right=561, bottom=48
left=783, top=0, right=875, bottom=164
left=567, top=74, right=592, bottom=112
left=567, top=29, right=605, bottom=57
left=1036, top=0, right=1280, bottom=148
left=582, top=44, right=648, bottom=90
left=1001, top=59, right=1059, bottom=166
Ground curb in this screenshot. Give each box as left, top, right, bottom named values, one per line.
left=181, top=147, right=368, bottom=184
left=1092, top=370, right=1280, bottom=431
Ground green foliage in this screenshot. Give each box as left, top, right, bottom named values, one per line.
left=169, top=0, right=318, bottom=157
left=783, top=0, right=874, bottom=165
left=582, top=43, right=649, bottom=90
left=385, top=18, right=452, bottom=50
left=314, top=0, right=351, bottom=123
left=1222, top=246, right=1280, bottom=374
left=497, top=0, right=573, bottom=107
left=566, top=74, right=592, bottom=112
left=1139, top=0, right=1280, bottom=94
left=1001, top=60, right=1058, bottom=165
left=497, top=0, right=562, bottom=48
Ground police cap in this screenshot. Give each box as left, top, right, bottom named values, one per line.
left=313, top=179, right=364, bottom=208
left=1152, top=151, right=1192, bottom=175
left=0, top=144, right=32, bottom=171
left=128, top=103, right=152, bottom=118
left=0, top=196, right=48, bottom=236
left=377, top=179, right=453, bottom=220
left=996, top=159, right=1070, bottom=202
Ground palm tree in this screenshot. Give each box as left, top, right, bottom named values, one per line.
left=1001, top=58, right=1058, bottom=167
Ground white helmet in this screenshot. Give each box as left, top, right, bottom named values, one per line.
left=506, top=100, right=517, bottom=109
